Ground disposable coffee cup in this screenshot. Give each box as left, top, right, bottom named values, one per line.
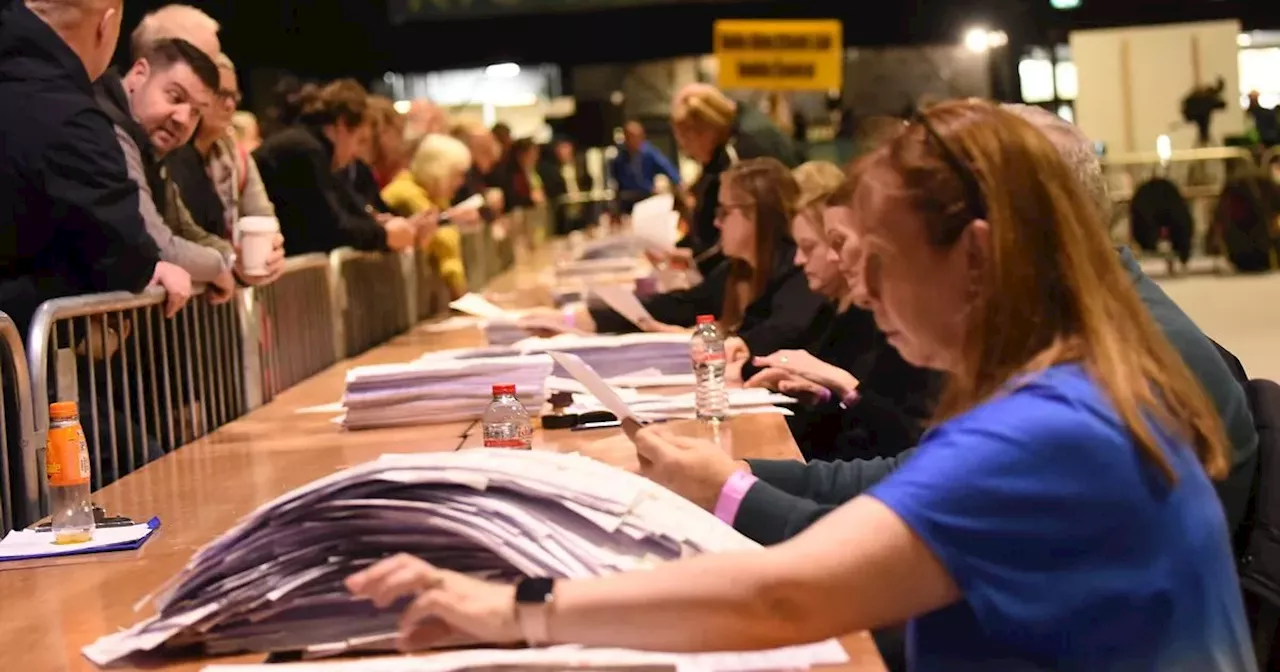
left=235, top=216, right=279, bottom=277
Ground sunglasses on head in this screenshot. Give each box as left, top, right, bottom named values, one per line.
left=911, top=108, right=988, bottom=223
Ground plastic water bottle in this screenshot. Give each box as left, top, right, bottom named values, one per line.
left=691, top=315, right=728, bottom=421
left=482, top=384, right=533, bottom=449
left=46, top=401, right=94, bottom=544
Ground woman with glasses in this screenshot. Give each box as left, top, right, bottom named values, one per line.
left=346, top=100, right=1253, bottom=671
left=531, top=158, right=831, bottom=378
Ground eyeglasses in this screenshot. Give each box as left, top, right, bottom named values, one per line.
left=217, top=88, right=242, bottom=106
left=911, top=108, right=987, bottom=224
left=715, top=202, right=752, bottom=221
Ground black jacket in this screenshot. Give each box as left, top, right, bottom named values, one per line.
left=254, top=125, right=388, bottom=255
left=787, top=306, right=941, bottom=462
left=733, top=247, right=1259, bottom=546
left=0, top=2, right=158, bottom=338
left=685, top=105, right=803, bottom=276
left=589, top=240, right=832, bottom=360
left=166, top=143, right=227, bottom=238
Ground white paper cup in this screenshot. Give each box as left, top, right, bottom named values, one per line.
left=235, top=216, right=279, bottom=277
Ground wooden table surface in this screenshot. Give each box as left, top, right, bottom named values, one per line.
left=0, top=259, right=886, bottom=672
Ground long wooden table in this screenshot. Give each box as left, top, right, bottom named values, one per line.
left=0, top=260, right=886, bottom=671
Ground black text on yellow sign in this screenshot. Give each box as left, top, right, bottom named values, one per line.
left=713, top=19, right=844, bottom=92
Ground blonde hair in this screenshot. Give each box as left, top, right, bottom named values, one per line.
left=410, top=134, right=472, bottom=194
left=671, top=83, right=736, bottom=132
left=130, top=4, right=220, bottom=60
left=792, top=161, right=847, bottom=221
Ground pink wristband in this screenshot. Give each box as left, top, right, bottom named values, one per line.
left=714, top=469, right=759, bottom=526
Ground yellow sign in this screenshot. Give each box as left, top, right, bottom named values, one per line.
left=713, top=19, right=843, bottom=91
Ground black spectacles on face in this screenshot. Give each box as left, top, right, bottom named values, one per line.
left=912, top=109, right=987, bottom=225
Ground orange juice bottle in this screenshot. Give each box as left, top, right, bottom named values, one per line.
left=46, top=401, right=94, bottom=544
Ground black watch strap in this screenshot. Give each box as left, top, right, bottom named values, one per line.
left=514, top=577, right=555, bottom=645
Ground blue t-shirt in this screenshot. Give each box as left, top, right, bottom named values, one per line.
left=870, top=364, right=1255, bottom=671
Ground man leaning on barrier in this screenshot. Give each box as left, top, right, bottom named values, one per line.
left=0, top=0, right=193, bottom=344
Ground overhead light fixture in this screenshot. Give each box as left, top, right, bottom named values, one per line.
left=965, top=28, right=991, bottom=53
left=964, top=28, right=1008, bottom=53
left=485, top=62, right=521, bottom=78
left=1050, top=0, right=1081, bottom=9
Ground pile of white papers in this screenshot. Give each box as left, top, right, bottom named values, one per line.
left=447, top=294, right=582, bottom=347
left=82, top=450, right=766, bottom=665
left=422, top=333, right=695, bottom=381
left=341, top=355, right=554, bottom=430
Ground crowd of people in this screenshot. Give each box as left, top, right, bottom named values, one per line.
left=1, top=0, right=1272, bottom=669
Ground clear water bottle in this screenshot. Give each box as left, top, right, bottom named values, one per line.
left=691, top=315, right=728, bottom=421
left=482, top=384, right=533, bottom=449
left=46, top=401, right=94, bottom=544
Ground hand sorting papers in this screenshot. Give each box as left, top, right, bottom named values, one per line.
left=447, top=293, right=583, bottom=346
left=82, top=450, right=766, bottom=666
left=341, top=355, right=553, bottom=430
left=593, top=284, right=654, bottom=329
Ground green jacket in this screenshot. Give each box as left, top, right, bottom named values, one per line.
left=735, top=247, right=1259, bottom=546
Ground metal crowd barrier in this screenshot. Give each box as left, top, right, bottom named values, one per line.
left=329, top=248, right=412, bottom=360
left=248, top=255, right=337, bottom=406
left=26, top=287, right=244, bottom=501
left=0, top=312, right=35, bottom=534
left=412, top=248, right=449, bottom=323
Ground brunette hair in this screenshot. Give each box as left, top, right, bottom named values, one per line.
left=365, top=95, right=405, bottom=167
left=851, top=99, right=1227, bottom=482
left=290, top=79, right=369, bottom=129
left=718, top=157, right=798, bottom=331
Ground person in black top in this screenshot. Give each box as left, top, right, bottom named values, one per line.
left=0, top=0, right=191, bottom=341
left=540, top=158, right=830, bottom=364
left=745, top=163, right=940, bottom=461
left=254, top=79, right=422, bottom=256
left=668, top=84, right=803, bottom=276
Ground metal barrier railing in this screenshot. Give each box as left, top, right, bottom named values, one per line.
left=412, top=248, right=448, bottom=323
left=248, top=255, right=337, bottom=407
left=26, top=287, right=245, bottom=503
left=0, top=312, right=35, bottom=533
left=329, top=249, right=412, bottom=360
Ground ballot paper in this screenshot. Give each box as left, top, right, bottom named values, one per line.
left=340, top=355, right=554, bottom=430
left=446, top=293, right=581, bottom=346
left=629, top=194, right=680, bottom=251
left=199, top=638, right=850, bottom=672
left=421, top=333, right=695, bottom=380
left=82, top=450, right=768, bottom=666
left=448, top=293, right=510, bottom=321
left=549, top=352, right=641, bottom=422
left=593, top=285, right=654, bottom=328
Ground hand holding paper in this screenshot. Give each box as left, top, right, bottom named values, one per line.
left=593, top=285, right=653, bottom=329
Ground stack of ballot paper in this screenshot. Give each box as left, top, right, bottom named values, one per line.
left=422, top=333, right=695, bottom=380
left=82, top=450, right=769, bottom=665
left=340, top=355, right=554, bottom=430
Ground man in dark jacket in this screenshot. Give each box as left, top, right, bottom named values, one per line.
left=0, top=0, right=191, bottom=340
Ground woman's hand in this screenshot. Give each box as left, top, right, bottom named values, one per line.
left=751, top=350, right=859, bottom=400
left=516, top=307, right=571, bottom=337
left=383, top=217, right=418, bottom=252
left=345, top=553, right=522, bottom=651
left=412, top=209, right=441, bottom=244
left=633, top=424, right=749, bottom=511
left=744, top=369, right=830, bottom=407
left=635, top=317, right=691, bottom=335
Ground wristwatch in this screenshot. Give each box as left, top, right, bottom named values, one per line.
left=514, top=577, right=556, bottom=646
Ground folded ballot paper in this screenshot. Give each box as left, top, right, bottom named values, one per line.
left=630, top=195, right=680, bottom=252
left=81, top=450, right=851, bottom=667
left=341, top=355, right=554, bottom=430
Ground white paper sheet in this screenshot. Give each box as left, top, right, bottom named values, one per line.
left=631, top=194, right=675, bottom=223
left=448, top=293, right=512, bottom=321
left=633, top=211, right=681, bottom=251
left=549, top=352, right=641, bottom=423
left=200, top=639, right=850, bottom=672
left=593, top=285, right=654, bottom=328
left=0, top=523, right=154, bottom=559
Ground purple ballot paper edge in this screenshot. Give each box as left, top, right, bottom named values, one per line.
left=0, top=517, right=162, bottom=563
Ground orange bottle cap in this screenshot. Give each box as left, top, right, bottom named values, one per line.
left=49, top=401, right=79, bottom=420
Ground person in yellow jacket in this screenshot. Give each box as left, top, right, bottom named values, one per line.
left=381, top=133, right=477, bottom=299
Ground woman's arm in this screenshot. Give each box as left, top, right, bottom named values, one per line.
left=550, top=496, right=956, bottom=651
